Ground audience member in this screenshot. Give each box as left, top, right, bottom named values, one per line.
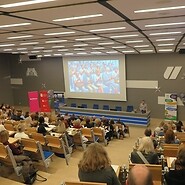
left=14, top=123, right=29, bottom=139
left=131, top=137, right=159, bottom=164
left=78, top=142, right=121, bottom=185
left=165, top=144, right=185, bottom=185
left=126, top=164, right=153, bottom=185
left=37, top=116, right=48, bottom=136
left=164, top=129, right=180, bottom=144
left=139, top=100, right=147, bottom=114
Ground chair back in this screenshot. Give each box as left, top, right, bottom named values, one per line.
left=81, top=104, right=87, bottom=108
left=176, top=132, right=185, bottom=140
left=71, top=103, right=77, bottom=107
left=81, top=128, right=96, bottom=142
left=31, top=132, right=47, bottom=146
left=126, top=105, right=134, bottom=112
left=4, top=123, right=15, bottom=131
left=103, top=105, right=109, bottom=110
left=64, top=182, right=106, bottom=185
left=73, top=131, right=86, bottom=150
left=92, top=127, right=107, bottom=146
left=115, top=106, right=122, bottom=111
left=163, top=144, right=179, bottom=157
left=93, top=104, right=99, bottom=109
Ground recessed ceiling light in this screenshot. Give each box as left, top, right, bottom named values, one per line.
left=134, top=45, right=149, bottom=48
left=3, top=48, right=13, bottom=51
left=0, top=44, right=15, bottom=47
left=158, top=49, right=173, bottom=52
left=53, top=14, right=103, bottom=22
left=150, top=32, right=181, bottom=36
left=122, top=50, right=135, bottom=53
left=158, top=43, right=174, bottom=46
left=98, top=42, right=114, bottom=45
left=45, top=40, right=67, bottom=43
left=17, top=48, right=27, bottom=50
left=7, top=35, right=33, bottom=39
left=75, top=37, right=100, bottom=41
left=0, top=23, right=31, bottom=28
left=74, top=48, right=85, bottom=51
left=44, top=31, right=75, bottom=36
left=112, top=46, right=126, bottom=49
left=52, top=45, right=65, bottom=48
left=73, top=44, right=88, bottom=47
left=65, top=53, right=74, bottom=56
left=33, top=47, right=45, bottom=49
left=92, top=47, right=105, bottom=50
left=20, top=42, right=39, bottom=45
left=140, top=50, right=154, bottom=53
left=126, top=40, right=143, bottom=43
left=156, top=38, right=175, bottom=41
left=110, top=34, right=138, bottom=38
left=106, top=51, right=118, bottom=54
left=145, top=22, right=185, bottom=27
left=90, top=27, right=125, bottom=32
left=134, top=6, right=185, bottom=13
left=0, top=0, right=57, bottom=8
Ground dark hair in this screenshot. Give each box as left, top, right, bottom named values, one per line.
left=176, top=123, right=182, bottom=132
left=144, top=128, right=152, bottom=137
left=39, top=116, right=45, bottom=124
left=175, top=145, right=185, bottom=170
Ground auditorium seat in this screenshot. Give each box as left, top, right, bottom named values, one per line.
left=126, top=105, right=134, bottom=112
left=115, top=106, right=122, bottom=111
left=81, top=104, right=87, bottom=108
left=103, top=105, right=109, bottom=110
left=71, top=103, right=77, bottom=107
left=93, top=104, right=99, bottom=109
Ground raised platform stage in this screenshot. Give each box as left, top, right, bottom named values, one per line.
left=59, top=106, right=151, bottom=126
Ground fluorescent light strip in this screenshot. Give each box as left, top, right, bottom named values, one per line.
left=140, top=50, right=154, bottom=53
left=0, top=44, right=15, bottom=47
left=145, top=22, right=185, bottom=28
left=17, top=48, right=27, bottom=50
left=43, top=50, right=53, bottom=52
left=52, top=45, right=65, bottom=48
left=122, top=50, right=135, bottom=53
left=53, top=54, right=62, bottom=56
left=33, top=47, right=44, bottom=49
left=44, top=31, right=75, bottom=36
left=12, top=52, right=19, bottom=54
left=20, top=42, right=39, bottom=45
left=126, top=40, right=143, bottom=43
left=53, top=14, right=103, bottom=22
left=183, top=43, right=185, bottom=45
left=106, top=51, right=118, bottom=54
left=77, top=52, right=87, bottom=55
left=134, top=6, right=185, bottom=13
left=110, top=34, right=138, bottom=38
left=92, top=47, right=105, bottom=50
left=58, top=49, right=68, bottom=52
left=112, top=46, right=126, bottom=49
left=7, top=35, right=33, bottom=39
left=21, top=51, right=28, bottom=54
left=0, top=0, right=56, bottom=8
left=91, top=51, right=102, bottom=54
left=44, top=54, right=52, bottom=57
left=90, top=27, right=125, bottom=32
left=158, top=49, right=173, bottom=52
left=45, top=40, right=67, bottom=43
left=0, top=23, right=31, bottom=29
left=134, top=45, right=149, bottom=48
left=65, top=53, right=74, bottom=55
left=31, top=51, right=40, bottom=53
left=75, top=37, right=100, bottom=41
left=98, top=42, right=114, bottom=45
left=158, top=43, right=174, bottom=46
left=3, top=48, right=12, bottom=51
left=73, top=44, right=88, bottom=47
left=156, top=38, right=175, bottom=41
left=150, top=32, right=181, bottom=36
left=74, top=48, right=85, bottom=51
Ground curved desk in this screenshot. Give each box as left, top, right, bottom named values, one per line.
left=59, top=106, right=150, bottom=126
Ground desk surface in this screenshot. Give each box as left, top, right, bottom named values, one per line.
left=8, top=137, right=19, bottom=144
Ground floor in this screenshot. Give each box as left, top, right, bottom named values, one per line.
left=0, top=118, right=162, bottom=185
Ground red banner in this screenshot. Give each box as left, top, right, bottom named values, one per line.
left=39, top=90, right=51, bottom=112
left=28, top=91, right=40, bottom=113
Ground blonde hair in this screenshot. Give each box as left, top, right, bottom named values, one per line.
left=78, top=142, right=111, bottom=172
left=0, top=130, right=9, bottom=144
left=16, top=123, right=25, bottom=132
left=138, top=137, right=154, bottom=154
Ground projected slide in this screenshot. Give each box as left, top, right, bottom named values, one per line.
left=68, top=60, right=120, bottom=94
left=63, top=55, right=126, bottom=101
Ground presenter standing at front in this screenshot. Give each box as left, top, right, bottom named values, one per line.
left=139, top=100, right=147, bottom=113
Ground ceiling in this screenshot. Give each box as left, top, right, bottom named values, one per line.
left=0, top=0, right=185, bottom=57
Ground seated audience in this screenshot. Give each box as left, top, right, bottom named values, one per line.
left=37, top=116, right=48, bottom=136
left=126, top=164, right=153, bottom=185
left=176, top=122, right=184, bottom=132
left=56, top=117, right=66, bottom=133
left=164, top=129, right=180, bottom=144
left=131, top=137, right=159, bottom=164
left=165, top=144, right=185, bottom=185
left=14, top=123, right=29, bottom=139
left=78, top=142, right=121, bottom=185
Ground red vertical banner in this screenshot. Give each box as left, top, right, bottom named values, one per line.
left=40, top=90, right=51, bottom=112
left=28, top=91, right=40, bottom=113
